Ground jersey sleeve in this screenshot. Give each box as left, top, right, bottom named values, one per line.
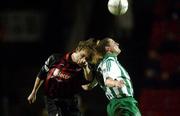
left=37, top=54, right=61, bottom=80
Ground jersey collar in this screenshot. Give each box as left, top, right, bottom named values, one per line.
left=103, top=53, right=117, bottom=59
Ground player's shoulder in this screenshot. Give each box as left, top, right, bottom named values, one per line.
left=103, top=56, right=116, bottom=63
left=49, top=53, right=63, bottom=60
left=46, top=53, right=63, bottom=65
left=97, top=56, right=115, bottom=68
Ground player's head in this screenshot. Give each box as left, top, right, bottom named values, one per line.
left=73, top=38, right=98, bottom=65
left=96, top=37, right=121, bottom=56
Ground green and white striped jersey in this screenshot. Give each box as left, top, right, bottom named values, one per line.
left=97, top=53, right=134, bottom=100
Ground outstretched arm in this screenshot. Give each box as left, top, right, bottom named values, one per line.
left=27, top=77, right=44, bottom=104
left=27, top=54, right=58, bottom=104
left=105, top=77, right=125, bottom=88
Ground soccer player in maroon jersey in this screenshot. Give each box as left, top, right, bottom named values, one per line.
left=27, top=39, right=96, bottom=116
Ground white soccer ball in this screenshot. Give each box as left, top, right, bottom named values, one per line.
left=107, top=0, right=128, bottom=15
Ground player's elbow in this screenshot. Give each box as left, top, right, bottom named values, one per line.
left=81, top=84, right=95, bottom=91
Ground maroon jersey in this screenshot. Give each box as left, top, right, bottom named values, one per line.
left=37, top=52, right=90, bottom=98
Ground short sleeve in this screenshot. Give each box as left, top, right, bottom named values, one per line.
left=37, top=54, right=61, bottom=79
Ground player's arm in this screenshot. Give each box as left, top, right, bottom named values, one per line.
left=81, top=78, right=98, bottom=90
left=27, top=54, right=59, bottom=104
left=105, top=77, right=125, bottom=88
left=82, top=63, right=93, bottom=81
left=104, top=58, right=125, bottom=88
left=78, top=58, right=94, bottom=81
left=27, top=77, right=44, bottom=104
left=82, top=63, right=98, bottom=89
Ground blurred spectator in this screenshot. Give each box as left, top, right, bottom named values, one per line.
left=144, top=49, right=161, bottom=84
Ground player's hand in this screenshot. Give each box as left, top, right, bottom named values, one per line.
left=114, top=80, right=125, bottom=88
left=27, top=92, right=36, bottom=104
left=77, top=58, right=88, bottom=67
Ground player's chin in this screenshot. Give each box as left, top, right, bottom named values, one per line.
left=118, top=49, right=121, bottom=54
left=115, top=50, right=121, bottom=55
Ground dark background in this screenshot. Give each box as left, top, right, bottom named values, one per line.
left=0, top=0, right=179, bottom=116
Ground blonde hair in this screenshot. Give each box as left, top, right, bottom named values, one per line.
left=75, top=38, right=99, bottom=64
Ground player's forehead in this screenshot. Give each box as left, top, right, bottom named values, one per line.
left=79, top=48, right=89, bottom=55
left=108, top=38, right=116, bottom=44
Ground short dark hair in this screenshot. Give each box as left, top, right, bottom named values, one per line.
left=96, top=37, right=110, bottom=56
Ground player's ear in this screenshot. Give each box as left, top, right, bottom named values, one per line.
left=105, top=46, right=110, bottom=51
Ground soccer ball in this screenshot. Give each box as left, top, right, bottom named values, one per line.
left=107, top=0, right=128, bottom=15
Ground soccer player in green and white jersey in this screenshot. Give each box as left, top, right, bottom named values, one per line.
left=86, top=37, right=141, bottom=116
